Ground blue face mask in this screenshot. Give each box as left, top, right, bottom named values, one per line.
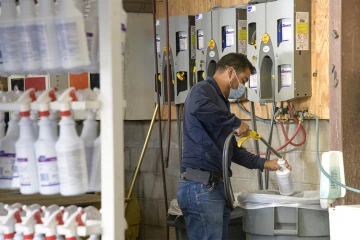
left=228, top=70, right=246, bottom=99
left=229, top=84, right=246, bottom=99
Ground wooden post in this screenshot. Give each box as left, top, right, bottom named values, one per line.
left=329, top=0, right=360, bottom=204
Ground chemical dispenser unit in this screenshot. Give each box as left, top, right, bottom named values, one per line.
left=195, top=5, right=247, bottom=100
left=246, top=0, right=312, bottom=103
left=195, top=11, right=213, bottom=83
left=172, top=15, right=196, bottom=105
left=154, top=18, right=176, bottom=104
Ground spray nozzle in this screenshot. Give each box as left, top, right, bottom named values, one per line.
left=17, top=89, right=37, bottom=116
left=37, top=89, right=57, bottom=117
left=57, top=88, right=78, bottom=117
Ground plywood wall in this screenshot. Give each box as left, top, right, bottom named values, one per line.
left=156, top=0, right=329, bottom=120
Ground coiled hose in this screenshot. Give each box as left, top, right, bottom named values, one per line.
left=223, top=131, right=236, bottom=211
left=223, top=131, right=283, bottom=211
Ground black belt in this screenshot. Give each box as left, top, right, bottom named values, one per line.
left=180, top=168, right=223, bottom=185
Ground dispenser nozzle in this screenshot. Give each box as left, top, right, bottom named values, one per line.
left=57, top=88, right=77, bottom=116
left=37, top=88, right=57, bottom=114
left=17, top=89, right=36, bottom=114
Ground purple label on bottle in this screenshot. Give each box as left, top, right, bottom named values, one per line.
left=38, top=156, right=57, bottom=163
left=0, top=151, right=15, bottom=157
left=17, top=158, right=28, bottom=162
left=86, top=32, right=94, bottom=37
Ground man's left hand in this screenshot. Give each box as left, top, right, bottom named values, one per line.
left=264, top=158, right=292, bottom=171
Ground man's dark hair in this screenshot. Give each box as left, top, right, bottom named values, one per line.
left=216, top=53, right=256, bottom=75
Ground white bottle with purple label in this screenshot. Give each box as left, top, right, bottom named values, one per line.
left=35, top=89, right=60, bottom=195
left=15, top=89, right=39, bottom=194
left=17, top=0, right=42, bottom=73
left=0, top=0, right=21, bottom=74
left=0, top=112, right=20, bottom=189
left=83, top=0, right=99, bottom=73
left=55, top=0, right=90, bottom=71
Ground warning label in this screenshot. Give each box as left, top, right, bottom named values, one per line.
left=238, top=20, right=247, bottom=55
left=296, top=12, right=309, bottom=51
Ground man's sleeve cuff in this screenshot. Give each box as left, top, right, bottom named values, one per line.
left=232, top=118, right=241, bottom=131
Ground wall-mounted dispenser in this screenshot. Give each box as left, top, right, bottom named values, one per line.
left=155, top=15, right=196, bottom=105
left=246, top=0, right=311, bottom=103
left=195, top=6, right=247, bottom=100
left=173, top=15, right=196, bottom=105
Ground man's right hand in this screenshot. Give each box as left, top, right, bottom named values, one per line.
left=235, top=121, right=250, bottom=138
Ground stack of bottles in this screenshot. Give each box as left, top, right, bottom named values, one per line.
left=0, top=0, right=99, bottom=76
left=0, top=203, right=101, bottom=240
left=0, top=87, right=101, bottom=196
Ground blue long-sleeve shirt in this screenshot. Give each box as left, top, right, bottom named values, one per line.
left=181, top=77, right=266, bottom=174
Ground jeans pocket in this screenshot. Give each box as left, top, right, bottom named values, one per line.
left=177, top=180, right=191, bottom=215
left=197, top=183, right=215, bottom=195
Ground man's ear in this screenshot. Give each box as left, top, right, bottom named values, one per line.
left=227, top=67, right=234, bottom=78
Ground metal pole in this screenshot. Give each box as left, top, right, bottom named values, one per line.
left=250, top=101, right=263, bottom=190
left=176, top=105, right=182, bottom=167
left=126, top=104, right=159, bottom=204
left=265, top=100, right=276, bottom=189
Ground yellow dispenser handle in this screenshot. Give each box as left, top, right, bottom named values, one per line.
left=177, top=72, right=185, bottom=81
left=237, top=130, right=262, bottom=148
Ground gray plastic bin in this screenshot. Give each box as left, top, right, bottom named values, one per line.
left=237, top=190, right=330, bottom=240
left=167, top=199, right=246, bottom=240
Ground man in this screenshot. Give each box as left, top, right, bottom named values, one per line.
left=177, top=53, right=292, bottom=240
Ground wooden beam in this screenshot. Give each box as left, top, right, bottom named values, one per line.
left=330, top=0, right=360, bottom=205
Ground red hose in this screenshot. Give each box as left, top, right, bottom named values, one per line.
left=251, top=122, right=303, bottom=155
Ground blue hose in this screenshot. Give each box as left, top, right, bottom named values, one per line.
left=235, top=101, right=277, bottom=125
left=314, top=115, right=360, bottom=193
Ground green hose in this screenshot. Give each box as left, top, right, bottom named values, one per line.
left=314, top=115, right=360, bottom=193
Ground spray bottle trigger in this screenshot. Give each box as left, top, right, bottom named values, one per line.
left=69, top=89, right=78, bottom=101
left=49, top=90, right=57, bottom=102
left=29, top=90, right=36, bottom=102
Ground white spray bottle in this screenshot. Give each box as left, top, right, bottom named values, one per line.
left=0, top=0, right=21, bottom=73
left=80, top=110, right=98, bottom=186
left=35, top=89, right=60, bottom=195
left=55, top=88, right=88, bottom=196
left=0, top=110, right=20, bottom=189
left=17, top=0, right=42, bottom=74
left=55, top=0, right=90, bottom=71
left=35, top=0, right=62, bottom=73
left=276, top=158, right=294, bottom=196
left=84, top=0, right=99, bottom=73
left=15, top=89, right=39, bottom=194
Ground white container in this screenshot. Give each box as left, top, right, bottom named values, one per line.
left=55, top=88, right=88, bottom=196
left=320, top=151, right=346, bottom=209
left=55, top=0, right=90, bottom=71
left=0, top=0, right=21, bottom=73
left=17, top=0, right=42, bottom=73
left=0, top=112, right=20, bottom=189
left=80, top=110, right=98, bottom=184
left=35, top=89, right=60, bottom=195
left=89, top=135, right=100, bottom=192
left=84, top=0, right=99, bottom=73
left=35, top=0, right=62, bottom=73
left=276, top=158, right=294, bottom=196
left=15, top=89, right=39, bottom=194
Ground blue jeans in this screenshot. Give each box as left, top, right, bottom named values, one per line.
left=177, top=179, right=231, bottom=240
